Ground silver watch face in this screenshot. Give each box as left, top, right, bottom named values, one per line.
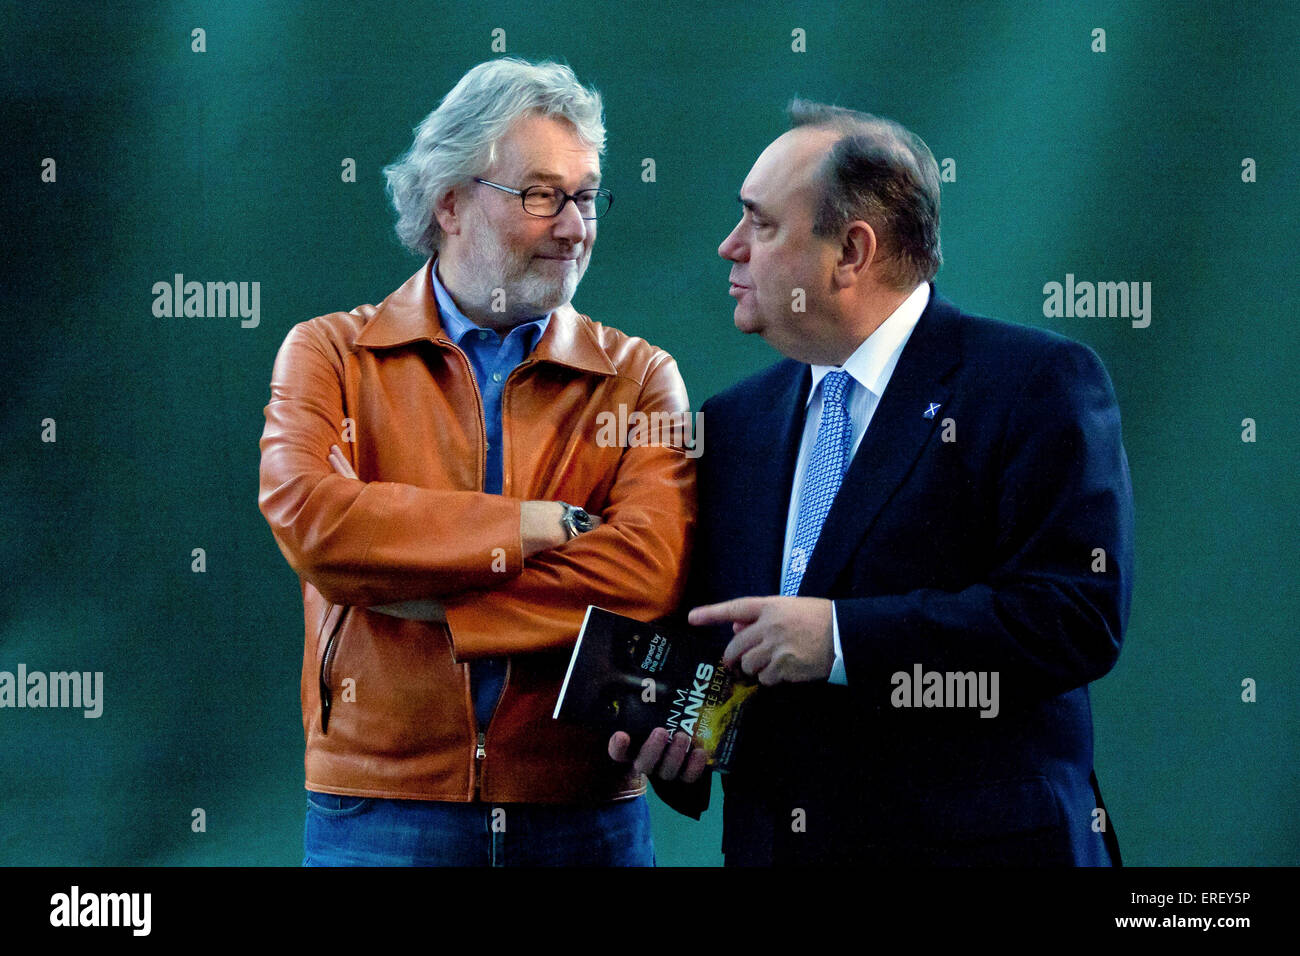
left=560, top=504, right=588, bottom=538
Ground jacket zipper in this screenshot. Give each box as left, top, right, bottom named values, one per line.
left=469, top=353, right=536, bottom=796
left=472, top=658, right=511, bottom=799
left=499, top=359, right=534, bottom=497
left=475, top=357, right=535, bottom=791
left=442, top=338, right=489, bottom=494
left=441, top=337, right=502, bottom=798
left=317, top=605, right=347, bottom=734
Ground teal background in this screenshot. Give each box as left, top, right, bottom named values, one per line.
left=2, top=0, right=1296, bottom=866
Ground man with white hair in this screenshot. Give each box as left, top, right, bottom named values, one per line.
left=258, top=58, right=695, bottom=866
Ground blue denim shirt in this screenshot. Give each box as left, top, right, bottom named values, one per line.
left=431, top=262, right=550, bottom=730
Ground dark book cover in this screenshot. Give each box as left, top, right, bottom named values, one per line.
left=553, top=605, right=758, bottom=772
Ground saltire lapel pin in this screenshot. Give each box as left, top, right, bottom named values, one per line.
left=923, top=402, right=942, bottom=419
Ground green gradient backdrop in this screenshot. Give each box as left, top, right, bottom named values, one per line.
left=2, top=0, right=1296, bottom=866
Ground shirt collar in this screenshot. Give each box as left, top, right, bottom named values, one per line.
left=431, top=259, right=550, bottom=346
left=352, top=260, right=619, bottom=378
left=806, top=282, right=930, bottom=406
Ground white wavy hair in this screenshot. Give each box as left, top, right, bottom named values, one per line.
left=383, top=58, right=606, bottom=258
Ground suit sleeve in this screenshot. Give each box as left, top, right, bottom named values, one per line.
left=441, top=352, right=697, bottom=658
left=257, top=320, right=527, bottom=606
left=647, top=395, right=718, bottom=821
left=836, top=339, right=1135, bottom=699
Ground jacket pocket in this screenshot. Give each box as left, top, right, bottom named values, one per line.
left=317, top=605, right=349, bottom=734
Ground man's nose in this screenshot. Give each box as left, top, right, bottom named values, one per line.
left=551, top=197, right=587, bottom=243
left=718, top=222, right=745, bottom=261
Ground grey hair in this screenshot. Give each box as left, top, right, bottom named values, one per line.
left=383, top=58, right=606, bottom=258
left=788, top=99, right=942, bottom=288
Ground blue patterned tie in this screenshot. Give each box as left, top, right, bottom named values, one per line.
left=784, top=370, right=854, bottom=596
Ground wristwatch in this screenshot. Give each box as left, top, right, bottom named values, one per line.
left=558, top=502, right=595, bottom=540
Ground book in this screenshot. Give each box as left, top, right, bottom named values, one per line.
left=553, top=605, right=758, bottom=772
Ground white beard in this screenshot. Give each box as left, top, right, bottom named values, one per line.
left=458, top=225, right=586, bottom=320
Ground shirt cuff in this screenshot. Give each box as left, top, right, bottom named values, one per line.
left=829, top=600, right=847, bottom=685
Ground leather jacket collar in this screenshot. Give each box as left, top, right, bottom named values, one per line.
left=354, top=259, right=618, bottom=378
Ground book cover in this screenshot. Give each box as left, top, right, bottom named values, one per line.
left=553, top=605, right=758, bottom=772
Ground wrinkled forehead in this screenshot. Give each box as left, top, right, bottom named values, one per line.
left=490, top=113, right=602, bottom=185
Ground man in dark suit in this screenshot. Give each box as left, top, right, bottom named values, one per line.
left=611, top=100, right=1133, bottom=865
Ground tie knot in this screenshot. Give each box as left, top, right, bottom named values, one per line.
left=822, top=369, right=852, bottom=408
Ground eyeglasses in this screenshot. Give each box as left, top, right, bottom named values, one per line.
left=473, top=178, right=613, bottom=219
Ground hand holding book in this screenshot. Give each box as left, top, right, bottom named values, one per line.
left=608, top=727, right=708, bottom=783
left=553, top=606, right=758, bottom=773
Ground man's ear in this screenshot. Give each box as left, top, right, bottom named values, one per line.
left=433, top=187, right=462, bottom=236
left=832, top=220, right=877, bottom=290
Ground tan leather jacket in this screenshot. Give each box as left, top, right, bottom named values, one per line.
left=258, top=260, right=696, bottom=803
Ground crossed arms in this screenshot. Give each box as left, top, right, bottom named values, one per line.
left=257, top=319, right=696, bottom=659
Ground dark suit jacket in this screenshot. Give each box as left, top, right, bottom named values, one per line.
left=656, top=288, right=1133, bottom=866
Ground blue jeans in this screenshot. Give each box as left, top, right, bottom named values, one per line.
left=303, top=791, right=655, bottom=867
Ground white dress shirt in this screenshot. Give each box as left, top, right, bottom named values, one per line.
left=779, top=282, right=931, bottom=684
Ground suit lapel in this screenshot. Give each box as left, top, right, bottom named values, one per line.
left=797, top=291, right=964, bottom=597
